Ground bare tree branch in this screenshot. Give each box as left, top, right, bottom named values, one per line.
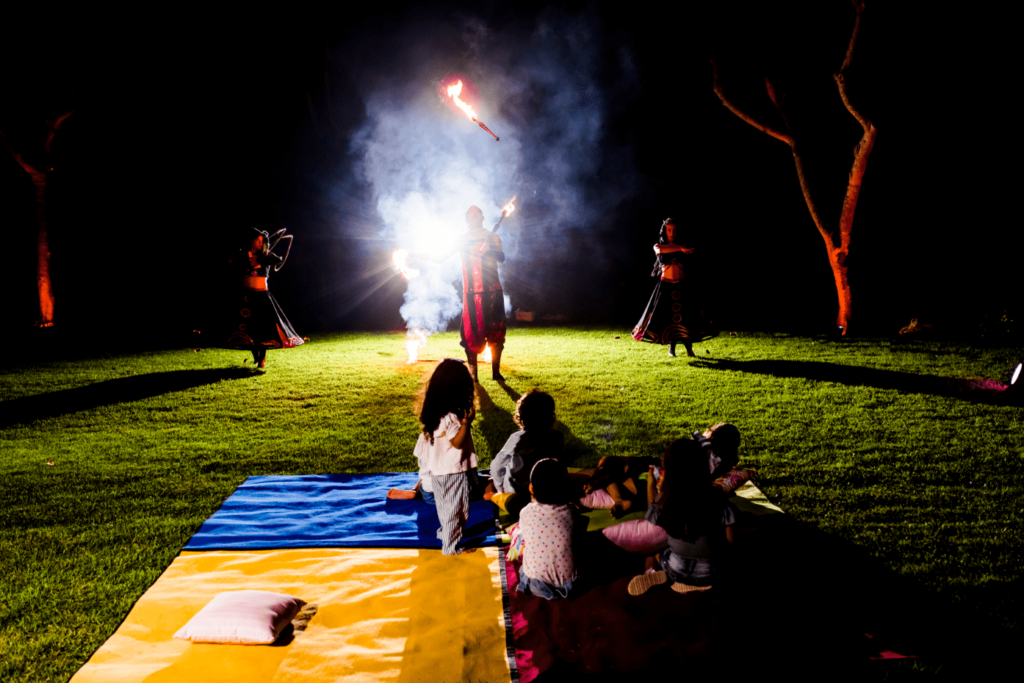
left=0, top=128, right=42, bottom=177
left=711, top=57, right=794, bottom=146
left=834, top=1, right=877, bottom=263
left=44, top=109, right=74, bottom=154
left=711, top=55, right=833, bottom=250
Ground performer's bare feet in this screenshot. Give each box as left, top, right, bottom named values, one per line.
left=492, top=371, right=505, bottom=382
left=258, top=358, right=267, bottom=369
left=386, top=488, right=417, bottom=500
left=668, top=343, right=677, bottom=357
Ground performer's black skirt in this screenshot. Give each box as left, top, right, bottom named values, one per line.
left=632, top=279, right=715, bottom=345
left=223, top=288, right=303, bottom=350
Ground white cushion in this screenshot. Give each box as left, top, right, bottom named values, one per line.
left=173, top=590, right=305, bottom=644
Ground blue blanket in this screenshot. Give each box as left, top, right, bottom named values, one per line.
left=184, top=473, right=498, bottom=550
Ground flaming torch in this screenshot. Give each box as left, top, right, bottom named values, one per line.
left=446, top=80, right=499, bottom=141
left=392, top=249, right=420, bottom=280
left=492, top=195, right=517, bottom=233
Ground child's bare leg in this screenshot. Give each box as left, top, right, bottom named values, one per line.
left=609, top=477, right=640, bottom=518
left=387, top=479, right=422, bottom=500
left=482, top=479, right=497, bottom=502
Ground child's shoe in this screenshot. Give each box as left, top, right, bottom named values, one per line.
left=627, top=570, right=668, bottom=596
left=670, top=581, right=712, bottom=594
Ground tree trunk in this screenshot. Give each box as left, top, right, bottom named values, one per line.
left=828, top=247, right=851, bottom=332
left=31, top=172, right=55, bottom=327
left=711, top=1, right=874, bottom=335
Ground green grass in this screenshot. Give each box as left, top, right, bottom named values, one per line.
left=1, top=328, right=1022, bottom=680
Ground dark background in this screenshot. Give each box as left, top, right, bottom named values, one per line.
left=1, top=2, right=1017, bottom=344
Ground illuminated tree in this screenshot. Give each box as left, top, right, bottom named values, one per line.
left=710, top=0, right=876, bottom=334
left=1, top=111, right=72, bottom=327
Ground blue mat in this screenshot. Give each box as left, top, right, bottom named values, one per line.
left=184, top=473, right=499, bottom=550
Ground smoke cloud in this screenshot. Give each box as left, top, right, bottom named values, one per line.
left=347, top=7, right=637, bottom=336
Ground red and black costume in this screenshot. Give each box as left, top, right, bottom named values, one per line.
left=458, top=229, right=506, bottom=355
left=632, top=222, right=714, bottom=352
left=223, top=228, right=303, bottom=366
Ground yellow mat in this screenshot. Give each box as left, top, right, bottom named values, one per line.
left=72, top=548, right=510, bottom=683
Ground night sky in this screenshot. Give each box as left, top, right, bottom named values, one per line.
left=1, top=2, right=1017, bottom=343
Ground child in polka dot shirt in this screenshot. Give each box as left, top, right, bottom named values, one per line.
left=517, top=458, right=577, bottom=600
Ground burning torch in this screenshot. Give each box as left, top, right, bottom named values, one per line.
left=492, top=195, right=517, bottom=233
left=392, top=249, right=420, bottom=280
left=446, top=80, right=499, bottom=141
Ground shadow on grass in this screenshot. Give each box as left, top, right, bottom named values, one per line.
left=516, top=511, right=1015, bottom=679
left=0, top=367, right=256, bottom=428
left=692, top=358, right=1014, bottom=404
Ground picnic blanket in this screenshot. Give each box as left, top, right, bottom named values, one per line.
left=506, top=481, right=923, bottom=679
left=71, top=547, right=510, bottom=683
left=184, top=473, right=498, bottom=551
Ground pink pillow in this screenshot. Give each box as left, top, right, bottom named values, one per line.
left=713, top=467, right=755, bottom=494
left=173, top=590, right=306, bottom=644
left=601, top=519, right=669, bottom=554
left=579, top=488, right=615, bottom=509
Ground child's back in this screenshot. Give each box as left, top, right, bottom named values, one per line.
left=516, top=458, right=577, bottom=600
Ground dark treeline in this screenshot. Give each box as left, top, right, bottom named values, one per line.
left=1, top=2, right=1017, bottom=345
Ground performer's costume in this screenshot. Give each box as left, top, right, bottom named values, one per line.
left=223, top=229, right=303, bottom=359
left=458, top=229, right=506, bottom=355
left=632, top=245, right=714, bottom=346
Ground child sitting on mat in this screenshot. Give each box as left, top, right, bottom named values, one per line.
left=484, top=389, right=564, bottom=518
left=628, top=437, right=736, bottom=596
left=581, top=422, right=742, bottom=517
left=695, top=422, right=741, bottom=479
left=410, top=358, right=481, bottom=555
left=517, top=458, right=578, bottom=599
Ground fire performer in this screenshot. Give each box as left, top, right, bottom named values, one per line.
left=632, top=218, right=715, bottom=357
left=221, top=228, right=303, bottom=368
left=413, top=206, right=507, bottom=381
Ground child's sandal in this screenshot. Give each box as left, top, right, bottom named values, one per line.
left=627, top=570, right=668, bottom=596
left=670, top=582, right=712, bottom=594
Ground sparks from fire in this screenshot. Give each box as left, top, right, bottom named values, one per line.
left=406, top=329, right=428, bottom=364
left=445, top=80, right=499, bottom=141
left=392, top=249, right=420, bottom=280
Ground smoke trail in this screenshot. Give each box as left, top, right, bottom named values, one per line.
left=349, top=7, right=636, bottom=339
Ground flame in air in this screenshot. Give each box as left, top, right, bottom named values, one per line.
left=502, top=195, right=516, bottom=217
left=446, top=80, right=478, bottom=121
left=392, top=249, right=419, bottom=279
left=481, top=344, right=492, bottom=363
left=406, top=329, right=427, bottom=364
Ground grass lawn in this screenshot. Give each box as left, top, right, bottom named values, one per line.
left=1, top=328, right=1022, bottom=680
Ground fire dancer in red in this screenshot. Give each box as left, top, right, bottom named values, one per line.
left=221, top=228, right=303, bottom=368
left=457, top=206, right=507, bottom=381
left=410, top=206, right=508, bottom=380
left=632, top=218, right=715, bottom=357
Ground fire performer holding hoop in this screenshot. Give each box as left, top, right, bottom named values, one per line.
left=632, top=218, right=715, bottom=357
left=221, top=227, right=303, bottom=368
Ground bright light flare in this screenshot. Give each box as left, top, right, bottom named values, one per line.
left=392, top=249, right=419, bottom=280
left=1012, top=362, right=1022, bottom=386
left=481, top=344, right=492, bottom=363
left=406, top=329, right=428, bottom=364
left=446, top=80, right=478, bottom=121
left=501, top=195, right=517, bottom=217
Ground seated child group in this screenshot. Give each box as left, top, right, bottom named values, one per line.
left=388, top=358, right=749, bottom=599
